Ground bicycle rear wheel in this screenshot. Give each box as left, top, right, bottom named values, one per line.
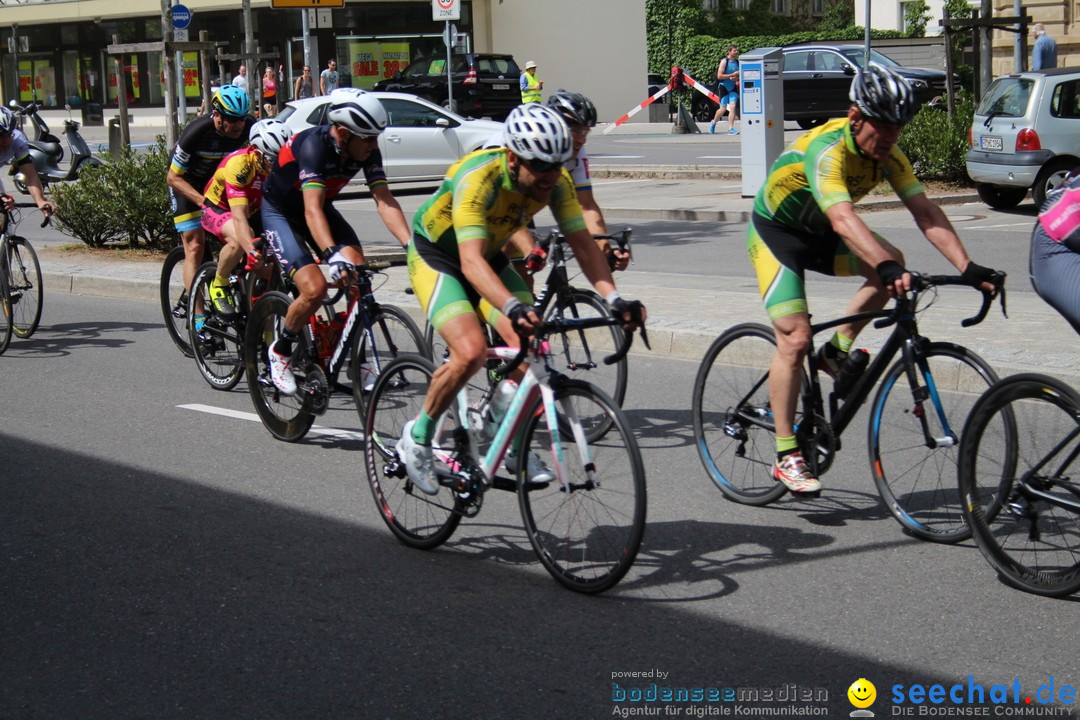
left=189, top=262, right=245, bottom=391
left=159, top=244, right=202, bottom=358
left=4, top=236, right=42, bottom=338
left=544, top=289, right=627, bottom=442
left=243, top=291, right=315, bottom=441
left=352, top=303, right=427, bottom=422
left=0, top=267, right=13, bottom=355
left=364, top=354, right=462, bottom=549
left=517, top=379, right=646, bottom=593
left=692, top=323, right=788, bottom=506
left=868, top=342, right=999, bottom=543
left=959, top=374, right=1080, bottom=597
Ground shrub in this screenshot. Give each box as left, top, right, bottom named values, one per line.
left=52, top=137, right=174, bottom=250
left=897, top=91, right=976, bottom=184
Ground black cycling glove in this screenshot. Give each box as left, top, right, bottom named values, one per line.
left=875, top=260, right=908, bottom=288
left=961, top=261, right=998, bottom=288
left=609, top=297, right=645, bottom=324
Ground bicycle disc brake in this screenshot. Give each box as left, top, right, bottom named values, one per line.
left=299, top=365, right=330, bottom=415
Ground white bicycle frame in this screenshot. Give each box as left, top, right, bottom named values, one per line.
left=431, top=342, right=597, bottom=492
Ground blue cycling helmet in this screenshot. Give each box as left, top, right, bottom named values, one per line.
left=212, top=84, right=250, bottom=118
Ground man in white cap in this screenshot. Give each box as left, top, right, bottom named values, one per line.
left=520, top=60, right=543, bottom=103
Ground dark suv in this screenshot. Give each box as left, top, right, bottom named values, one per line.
left=373, top=53, right=520, bottom=120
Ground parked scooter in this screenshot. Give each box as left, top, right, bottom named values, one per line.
left=7, top=102, right=103, bottom=194
left=8, top=99, right=64, bottom=162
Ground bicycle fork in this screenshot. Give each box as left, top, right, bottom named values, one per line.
left=900, top=340, right=958, bottom=450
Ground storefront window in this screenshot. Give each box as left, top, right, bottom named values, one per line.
left=335, top=36, right=442, bottom=90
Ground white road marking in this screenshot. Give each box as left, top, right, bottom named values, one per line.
left=178, top=403, right=366, bottom=441
left=964, top=222, right=1035, bottom=229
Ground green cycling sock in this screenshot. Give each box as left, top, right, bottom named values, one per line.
left=412, top=410, right=436, bottom=445
left=776, top=434, right=798, bottom=457
left=830, top=332, right=854, bottom=355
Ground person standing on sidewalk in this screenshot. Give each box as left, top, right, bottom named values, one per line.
left=294, top=65, right=314, bottom=101
left=1032, top=23, right=1058, bottom=71
left=709, top=46, right=740, bottom=136
left=746, top=67, right=1001, bottom=495
left=320, top=59, right=339, bottom=96
left=520, top=61, right=543, bottom=103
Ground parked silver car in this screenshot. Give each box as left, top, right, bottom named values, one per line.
left=277, top=91, right=504, bottom=183
left=966, top=67, right=1080, bottom=208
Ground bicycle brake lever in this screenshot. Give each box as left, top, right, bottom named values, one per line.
left=638, top=323, right=651, bottom=351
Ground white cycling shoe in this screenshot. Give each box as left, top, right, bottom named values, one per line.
left=505, top=450, right=555, bottom=485
left=396, top=420, right=439, bottom=495
left=268, top=340, right=297, bottom=395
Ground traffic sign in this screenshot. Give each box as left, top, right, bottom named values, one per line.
left=271, top=0, right=344, bottom=7
left=171, top=4, right=192, bottom=30
left=432, top=0, right=460, bottom=22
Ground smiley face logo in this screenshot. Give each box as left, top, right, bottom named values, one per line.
left=848, top=678, right=877, bottom=709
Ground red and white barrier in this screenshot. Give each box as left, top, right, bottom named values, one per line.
left=603, top=66, right=722, bottom=135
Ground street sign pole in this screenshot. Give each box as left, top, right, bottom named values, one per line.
left=433, top=0, right=460, bottom=113
left=445, top=21, right=453, bottom=110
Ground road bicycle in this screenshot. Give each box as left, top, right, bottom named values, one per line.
left=364, top=312, right=647, bottom=593
left=243, top=260, right=426, bottom=441
left=958, top=372, right=1080, bottom=597
left=692, top=272, right=1006, bottom=543
left=186, top=241, right=285, bottom=391
left=160, top=242, right=214, bottom=358
left=0, top=206, right=45, bottom=343
left=424, top=228, right=632, bottom=442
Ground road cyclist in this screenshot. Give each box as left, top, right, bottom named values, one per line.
left=260, top=87, right=411, bottom=397
left=0, top=106, right=55, bottom=221
left=396, top=102, right=646, bottom=495
left=745, top=66, right=1001, bottom=495
left=163, top=85, right=254, bottom=350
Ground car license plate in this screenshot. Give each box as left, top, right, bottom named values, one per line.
left=493, top=83, right=509, bottom=90
left=980, top=136, right=1003, bottom=151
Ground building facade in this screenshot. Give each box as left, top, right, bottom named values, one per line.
left=0, top=0, right=647, bottom=123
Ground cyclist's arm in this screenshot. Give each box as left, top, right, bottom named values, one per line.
left=459, top=235, right=521, bottom=313
left=578, top=187, right=608, bottom=237
left=15, top=159, right=51, bottom=214
left=167, top=168, right=204, bottom=206
left=225, top=197, right=259, bottom=253
left=370, top=184, right=411, bottom=248
left=904, top=191, right=972, bottom=268
left=824, top=200, right=905, bottom=287
left=564, top=227, right=617, bottom=298
left=504, top=226, right=535, bottom=258
left=302, top=185, right=337, bottom=255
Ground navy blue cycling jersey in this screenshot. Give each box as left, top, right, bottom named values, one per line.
left=169, top=113, right=254, bottom=189
left=262, top=124, right=388, bottom=215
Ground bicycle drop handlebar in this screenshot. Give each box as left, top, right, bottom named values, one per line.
left=492, top=314, right=639, bottom=379
left=872, top=271, right=1008, bottom=330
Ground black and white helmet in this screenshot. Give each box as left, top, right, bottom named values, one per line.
left=327, top=87, right=387, bottom=137
left=849, top=65, right=917, bottom=126
left=0, top=107, right=17, bottom=134
left=503, top=104, right=573, bottom=164
left=545, top=90, right=598, bottom=128
left=248, top=119, right=293, bottom=162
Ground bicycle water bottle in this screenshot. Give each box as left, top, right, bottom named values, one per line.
left=833, top=349, right=869, bottom=399
left=484, top=379, right=518, bottom=437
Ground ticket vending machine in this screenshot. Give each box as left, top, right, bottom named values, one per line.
left=740, top=47, right=786, bottom=197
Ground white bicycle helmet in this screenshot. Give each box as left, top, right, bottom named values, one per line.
left=326, top=87, right=387, bottom=137
left=248, top=119, right=293, bottom=162
left=502, top=104, right=573, bottom=165
left=849, top=66, right=917, bottom=126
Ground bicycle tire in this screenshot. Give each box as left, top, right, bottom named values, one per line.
left=243, top=290, right=316, bottom=441
left=517, top=379, right=646, bottom=593
left=692, top=323, right=789, bottom=506
left=364, top=353, right=462, bottom=549
left=544, top=288, right=627, bottom=442
left=351, top=303, right=427, bottom=422
left=4, top=236, right=42, bottom=338
left=0, top=266, right=13, bottom=355
left=189, top=262, right=245, bottom=391
left=868, top=342, right=999, bottom=543
left=159, top=244, right=205, bottom=358
left=959, top=374, right=1080, bottom=597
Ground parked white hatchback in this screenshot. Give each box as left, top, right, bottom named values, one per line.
left=966, top=67, right=1080, bottom=209
left=277, top=91, right=504, bottom=183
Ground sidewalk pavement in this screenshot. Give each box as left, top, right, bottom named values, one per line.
left=30, top=140, right=1079, bottom=386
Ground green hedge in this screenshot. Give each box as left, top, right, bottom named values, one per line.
left=51, top=138, right=174, bottom=250
left=897, top=91, right=976, bottom=184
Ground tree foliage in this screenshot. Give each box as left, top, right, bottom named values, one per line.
left=903, top=0, right=931, bottom=38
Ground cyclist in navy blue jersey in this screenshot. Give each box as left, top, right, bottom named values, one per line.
left=261, top=87, right=411, bottom=395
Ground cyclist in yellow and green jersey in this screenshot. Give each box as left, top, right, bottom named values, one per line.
left=398, top=103, right=646, bottom=495
left=747, top=66, right=1000, bottom=495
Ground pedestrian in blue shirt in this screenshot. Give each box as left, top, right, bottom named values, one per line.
left=1032, top=24, right=1058, bottom=71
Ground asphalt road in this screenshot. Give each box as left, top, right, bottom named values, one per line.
left=2, top=290, right=1078, bottom=719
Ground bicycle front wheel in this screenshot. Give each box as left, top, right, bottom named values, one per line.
left=364, top=354, right=462, bottom=549
left=544, top=289, right=627, bottom=441
left=692, top=323, right=788, bottom=506
left=869, top=342, right=999, bottom=543
left=352, top=303, right=427, bottom=422
left=243, top=291, right=315, bottom=441
left=160, top=245, right=196, bottom=357
left=959, top=374, right=1080, bottom=597
left=518, top=380, right=646, bottom=593
left=0, top=266, right=12, bottom=355
left=4, top=236, right=42, bottom=338
left=189, top=262, right=245, bottom=391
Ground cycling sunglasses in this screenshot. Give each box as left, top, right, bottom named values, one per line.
left=526, top=157, right=562, bottom=173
